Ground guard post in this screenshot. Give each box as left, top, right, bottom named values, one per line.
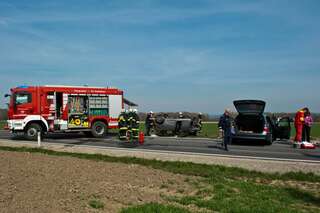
left=37, top=131, right=41, bottom=147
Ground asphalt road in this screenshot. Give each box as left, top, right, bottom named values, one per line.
left=0, top=130, right=319, bottom=162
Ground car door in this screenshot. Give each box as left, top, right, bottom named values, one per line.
left=275, top=117, right=291, bottom=140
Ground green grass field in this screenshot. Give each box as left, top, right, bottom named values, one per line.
left=1, top=120, right=319, bottom=139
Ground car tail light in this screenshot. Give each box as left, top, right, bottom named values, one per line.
left=263, top=126, right=269, bottom=135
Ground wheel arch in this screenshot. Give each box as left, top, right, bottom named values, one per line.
left=91, top=118, right=109, bottom=128
left=23, top=115, right=49, bottom=132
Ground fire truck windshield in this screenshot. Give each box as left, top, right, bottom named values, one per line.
left=14, top=92, right=32, bottom=105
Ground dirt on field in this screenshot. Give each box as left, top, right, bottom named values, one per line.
left=0, top=151, right=200, bottom=213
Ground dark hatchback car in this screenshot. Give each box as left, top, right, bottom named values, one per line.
left=232, top=100, right=291, bottom=145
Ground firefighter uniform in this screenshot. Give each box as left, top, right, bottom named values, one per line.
left=127, top=110, right=140, bottom=140
left=118, top=111, right=128, bottom=140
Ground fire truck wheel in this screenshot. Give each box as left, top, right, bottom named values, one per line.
left=25, top=123, right=42, bottom=141
left=91, top=121, right=107, bottom=138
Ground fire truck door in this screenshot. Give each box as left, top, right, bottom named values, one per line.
left=13, top=91, right=33, bottom=116
left=42, top=92, right=54, bottom=118
left=55, top=92, right=63, bottom=118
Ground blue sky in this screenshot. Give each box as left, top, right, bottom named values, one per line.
left=0, top=0, right=319, bottom=113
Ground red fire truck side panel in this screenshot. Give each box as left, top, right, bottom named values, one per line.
left=7, top=85, right=124, bottom=133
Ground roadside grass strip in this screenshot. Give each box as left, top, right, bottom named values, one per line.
left=88, top=199, right=104, bottom=209
left=163, top=178, right=320, bottom=213
left=0, top=120, right=6, bottom=129
left=1, top=145, right=320, bottom=212
left=121, top=203, right=190, bottom=213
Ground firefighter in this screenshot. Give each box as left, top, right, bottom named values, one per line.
left=118, top=109, right=128, bottom=140
left=175, top=112, right=184, bottom=135
left=294, top=108, right=306, bottom=143
left=132, top=109, right=140, bottom=139
left=218, top=109, right=233, bottom=151
left=145, top=111, right=154, bottom=136
left=198, top=112, right=203, bottom=131
left=127, top=108, right=140, bottom=140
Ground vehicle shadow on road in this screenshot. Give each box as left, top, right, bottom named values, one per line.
left=231, top=140, right=266, bottom=146
left=274, top=139, right=292, bottom=145
left=118, top=141, right=140, bottom=148
left=207, top=144, right=229, bottom=151
left=45, top=132, right=119, bottom=140
left=301, top=152, right=320, bottom=159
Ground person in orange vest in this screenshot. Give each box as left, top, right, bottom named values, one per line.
left=294, top=108, right=306, bottom=142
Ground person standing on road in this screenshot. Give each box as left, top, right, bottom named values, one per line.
left=118, top=109, right=128, bottom=140
left=294, top=108, right=305, bottom=143
left=175, top=112, right=184, bottom=136
left=302, top=108, right=313, bottom=142
left=198, top=112, right=203, bottom=131
left=218, top=109, right=233, bottom=151
left=145, top=111, right=154, bottom=136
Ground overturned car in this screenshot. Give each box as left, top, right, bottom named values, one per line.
left=152, top=113, right=202, bottom=136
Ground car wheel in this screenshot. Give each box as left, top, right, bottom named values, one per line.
left=25, top=123, right=42, bottom=141
left=91, top=121, right=107, bottom=138
left=265, top=138, right=273, bottom=145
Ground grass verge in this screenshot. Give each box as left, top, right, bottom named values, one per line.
left=121, top=203, right=190, bottom=213
left=0, top=120, right=6, bottom=129
left=88, top=199, right=104, bottom=209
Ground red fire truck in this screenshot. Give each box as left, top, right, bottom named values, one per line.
left=5, top=85, right=126, bottom=140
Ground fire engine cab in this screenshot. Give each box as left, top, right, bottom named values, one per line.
left=6, top=85, right=125, bottom=140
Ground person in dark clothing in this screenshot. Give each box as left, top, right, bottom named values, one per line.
left=145, top=111, right=154, bottom=136
left=218, top=109, right=233, bottom=151
left=128, top=109, right=140, bottom=139
left=198, top=113, right=203, bottom=131
left=175, top=112, right=184, bottom=135
left=118, top=110, right=128, bottom=140
left=302, top=108, right=313, bottom=142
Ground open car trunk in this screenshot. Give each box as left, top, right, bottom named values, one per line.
left=233, top=100, right=265, bottom=114
left=235, top=114, right=265, bottom=134
left=233, top=100, right=266, bottom=134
